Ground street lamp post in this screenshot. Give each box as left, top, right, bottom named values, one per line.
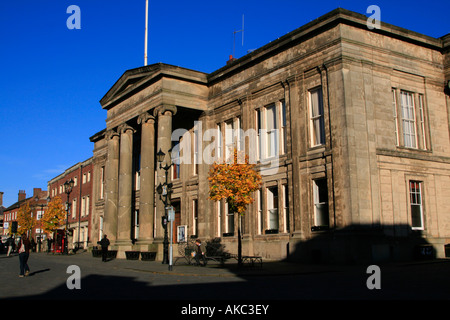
left=64, top=179, right=74, bottom=255
left=34, top=195, right=50, bottom=252
left=156, top=148, right=174, bottom=270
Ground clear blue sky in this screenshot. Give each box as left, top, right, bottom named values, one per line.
left=0, top=0, right=448, bottom=207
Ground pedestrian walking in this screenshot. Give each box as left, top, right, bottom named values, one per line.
left=7, top=236, right=14, bottom=256
left=30, top=238, right=36, bottom=252
left=194, top=239, right=206, bottom=266
left=47, top=238, right=52, bottom=253
left=17, top=234, right=31, bottom=277
left=98, top=234, right=110, bottom=262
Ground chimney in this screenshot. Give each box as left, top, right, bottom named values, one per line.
left=33, top=188, right=42, bottom=198
left=0, top=191, right=3, bottom=206
left=18, top=190, right=26, bottom=202
left=227, top=55, right=237, bottom=65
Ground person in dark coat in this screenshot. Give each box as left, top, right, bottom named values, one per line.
left=17, top=234, right=31, bottom=277
left=6, top=236, right=14, bottom=256
left=98, top=235, right=110, bottom=262
left=194, top=239, right=206, bottom=266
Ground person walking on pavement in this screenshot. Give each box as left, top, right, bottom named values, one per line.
left=98, top=234, right=110, bottom=262
left=6, top=236, right=14, bottom=256
left=18, top=234, right=31, bottom=277
left=194, top=239, right=206, bottom=266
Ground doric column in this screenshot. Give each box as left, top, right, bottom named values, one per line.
left=137, top=112, right=156, bottom=242
left=154, top=104, right=177, bottom=239
left=117, top=123, right=135, bottom=243
left=104, top=129, right=120, bottom=241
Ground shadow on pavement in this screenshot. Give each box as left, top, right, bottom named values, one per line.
left=28, top=268, right=51, bottom=276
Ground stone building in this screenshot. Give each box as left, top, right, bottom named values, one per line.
left=89, top=8, right=450, bottom=263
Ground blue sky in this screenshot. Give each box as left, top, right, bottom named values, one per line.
left=0, top=0, right=448, bottom=207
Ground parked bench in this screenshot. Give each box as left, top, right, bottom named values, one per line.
left=174, top=246, right=195, bottom=265
left=242, top=256, right=263, bottom=268
left=205, top=255, right=226, bottom=265
left=227, top=254, right=262, bottom=268
left=92, top=249, right=117, bottom=259
left=174, top=239, right=229, bottom=266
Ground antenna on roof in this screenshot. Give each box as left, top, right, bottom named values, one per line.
left=232, top=14, right=244, bottom=59
left=144, top=0, right=149, bottom=66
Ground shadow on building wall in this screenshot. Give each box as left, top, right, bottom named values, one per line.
left=286, top=224, right=437, bottom=265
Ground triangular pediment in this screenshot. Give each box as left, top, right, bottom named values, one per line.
left=100, top=63, right=165, bottom=109
left=100, top=63, right=208, bottom=110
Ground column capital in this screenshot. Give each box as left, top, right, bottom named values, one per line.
left=153, top=104, right=177, bottom=117
left=105, top=129, right=119, bottom=140
left=137, top=112, right=155, bottom=125
left=118, top=123, right=136, bottom=134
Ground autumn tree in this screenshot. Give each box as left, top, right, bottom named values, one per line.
left=40, top=196, right=66, bottom=235
left=208, top=148, right=262, bottom=266
left=17, top=202, right=34, bottom=235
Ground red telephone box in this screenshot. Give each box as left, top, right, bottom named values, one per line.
left=53, top=230, right=65, bottom=253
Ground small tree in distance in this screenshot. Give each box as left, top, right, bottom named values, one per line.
left=17, top=202, right=34, bottom=235
left=208, top=148, right=262, bottom=266
left=40, top=196, right=66, bottom=236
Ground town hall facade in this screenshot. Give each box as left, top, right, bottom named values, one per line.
left=89, top=8, right=450, bottom=263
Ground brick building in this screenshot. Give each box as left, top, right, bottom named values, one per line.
left=89, top=8, right=450, bottom=263
left=0, top=192, right=5, bottom=236
left=47, top=158, right=93, bottom=251
left=2, top=190, right=27, bottom=237
left=2, top=189, right=48, bottom=249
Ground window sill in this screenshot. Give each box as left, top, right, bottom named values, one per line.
left=222, top=232, right=234, bottom=237
left=395, top=146, right=431, bottom=154
left=308, top=144, right=326, bottom=152
left=311, top=226, right=329, bottom=232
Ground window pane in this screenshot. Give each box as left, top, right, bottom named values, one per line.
left=392, top=89, right=399, bottom=145
left=266, top=104, right=276, bottom=131
left=313, top=179, right=329, bottom=227
left=310, top=88, right=325, bottom=146
left=226, top=202, right=234, bottom=233
left=409, top=181, right=423, bottom=229
left=401, top=91, right=417, bottom=148
left=256, top=109, right=262, bottom=159
left=267, top=186, right=279, bottom=230
left=266, top=105, right=278, bottom=157
left=411, top=205, right=422, bottom=228
left=281, top=101, right=287, bottom=154
left=313, top=119, right=322, bottom=145
left=225, top=121, right=234, bottom=160
left=418, top=95, right=427, bottom=149
left=216, top=125, right=222, bottom=160
left=310, top=90, right=320, bottom=117
left=283, top=185, right=289, bottom=232
left=258, top=190, right=263, bottom=234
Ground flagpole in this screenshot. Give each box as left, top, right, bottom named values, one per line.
left=144, top=0, right=149, bottom=66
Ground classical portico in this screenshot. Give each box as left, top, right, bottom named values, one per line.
left=94, top=64, right=208, bottom=258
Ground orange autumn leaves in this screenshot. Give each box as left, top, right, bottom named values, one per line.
left=15, top=196, right=66, bottom=236
left=16, top=202, right=33, bottom=235
left=40, top=196, right=66, bottom=234
left=208, top=149, right=262, bottom=215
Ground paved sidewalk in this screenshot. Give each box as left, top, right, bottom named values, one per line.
left=1, top=251, right=450, bottom=301
left=0, top=251, right=341, bottom=299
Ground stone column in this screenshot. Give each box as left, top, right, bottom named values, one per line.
left=137, top=112, right=156, bottom=243
left=153, top=104, right=177, bottom=240
left=104, top=129, right=120, bottom=241
left=117, top=123, right=135, bottom=244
